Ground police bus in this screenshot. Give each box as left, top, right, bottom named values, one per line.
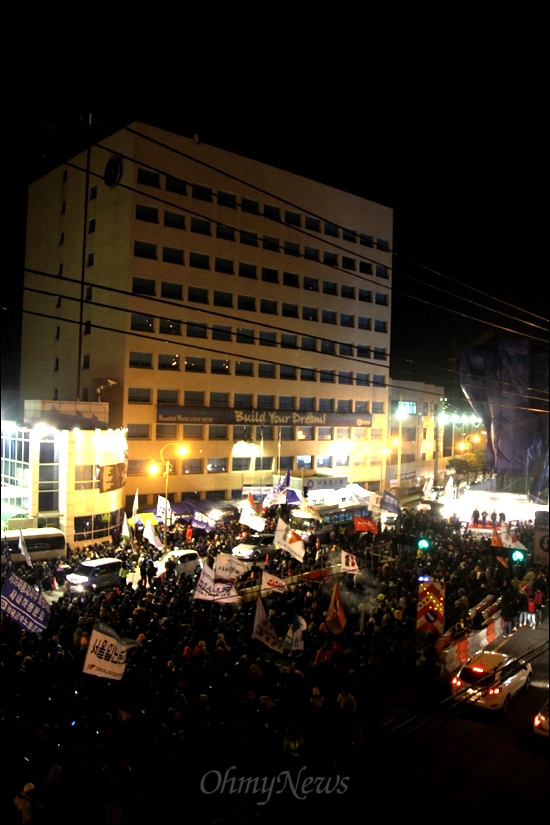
left=289, top=502, right=373, bottom=543
left=2, top=528, right=67, bottom=565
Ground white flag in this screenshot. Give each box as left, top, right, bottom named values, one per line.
left=260, top=570, right=287, bottom=593
left=279, top=529, right=305, bottom=562
left=283, top=613, right=307, bottom=652
left=121, top=512, right=131, bottom=538
left=18, top=529, right=33, bottom=568
left=143, top=519, right=162, bottom=549
left=193, top=564, right=240, bottom=603
left=252, top=597, right=284, bottom=653
left=215, top=553, right=248, bottom=580
left=156, top=495, right=172, bottom=523
left=82, top=621, right=139, bottom=680
left=340, top=550, right=360, bottom=574
left=132, top=488, right=139, bottom=518
left=239, top=502, right=266, bottom=532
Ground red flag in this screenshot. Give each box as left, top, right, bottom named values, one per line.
left=326, top=580, right=347, bottom=634
left=354, top=516, right=378, bottom=534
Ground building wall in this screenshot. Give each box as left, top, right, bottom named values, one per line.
left=20, top=121, right=403, bottom=512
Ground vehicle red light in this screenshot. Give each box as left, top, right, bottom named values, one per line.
left=534, top=715, right=542, bottom=728
left=488, top=687, right=501, bottom=695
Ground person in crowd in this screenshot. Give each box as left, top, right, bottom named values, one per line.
left=13, top=782, right=35, bottom=824
left=472, top=508, right=480, bottom=527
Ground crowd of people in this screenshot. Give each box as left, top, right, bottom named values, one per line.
left=1, top=506, right=547, bottom=823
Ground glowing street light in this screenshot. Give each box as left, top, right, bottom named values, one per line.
left=148, top=442, right=188, bottom=554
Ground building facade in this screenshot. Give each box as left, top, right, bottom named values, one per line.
left=9, top=121, right=442, bottom=537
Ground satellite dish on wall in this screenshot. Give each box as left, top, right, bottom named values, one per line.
left=104, top=157, right=123, bottom=186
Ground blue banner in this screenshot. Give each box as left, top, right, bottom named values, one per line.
left=1, top=573, right=51, bottom=635
left=381, top=490, right=401, bottom=515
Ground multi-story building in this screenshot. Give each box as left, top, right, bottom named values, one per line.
left=6, top=121, right=440, bottom=543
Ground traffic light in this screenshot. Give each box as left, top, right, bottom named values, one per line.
left=417, top=537, right=431, bottom=551
left=511, top=548, right=526, bottom=563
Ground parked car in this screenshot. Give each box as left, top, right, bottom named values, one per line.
left=162, top=548, right=203, bottom=578
left=450, top=649, right=533, bottom=714
left=232, top=533, right=277, bottom=561
left=533, top=698, right=549, bottom=738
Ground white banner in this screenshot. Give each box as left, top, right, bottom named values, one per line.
left=215, top=553, right=248, bottom=580
left=82, top=622, right=139, bottom=680
left=193, top=564, right=240, bottom=603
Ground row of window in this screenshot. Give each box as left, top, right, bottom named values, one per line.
left=132, top=275, right=388, bottom=303
left=130, top=169, right=391, bottom=254
left=128, top=390, right=382, bottom=414
left=131, top=239, right=389, bottom=280
left=123, top=352, right=387, bottom=383
left=129, top=423, right=378, bottom=442
left=130, top=312, right=388, bottom=337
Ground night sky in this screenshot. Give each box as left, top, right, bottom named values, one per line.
left=4, top=75, right=547, bottom=413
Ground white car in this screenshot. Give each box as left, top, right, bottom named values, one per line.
left=231, top=534, right=277, bottom=561
left=162, top=548, right=203, bottom=578
left=450, top=650, right=533, bottom=714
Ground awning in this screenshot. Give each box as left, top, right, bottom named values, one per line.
left=128, top=512, right=159, bottom=526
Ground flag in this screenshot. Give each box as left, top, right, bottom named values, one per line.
left=18, top=529, right=33, bottom=568
left=491, top=527, right=503, bottom=547
left=262, top=469, right=293, bottom=509
left=121, top=512, right=131, bottom=539
left=82, top=621, right=139, bottom=680
left=416, top=579, right=446, bottom=634
left=260, top=570, right=287, bottom=593
left=248, top=492, right=262, bottom=514
left=239, top=501, right=266, bottom=532
left=193, top=564, right=240, bottom=603
left=143, top=519, right=162, bottom=549
left=132, top=488, right=139, bottom=518
left=380, top=490, right=401, bottom=515
left=498, top=528, right=527, bottom=551
left=285, top=488, right=302, bottom=505
left=283, top=613, right=307, bottom=652
left=340, top=550, right=360, bottom=574
left=326, top=580, right=347, bottom=634
left=156, top=495, right=172, bottom=523
left=215, top=553, right=248, bottom=580
left=252, top=597, right=284, bottom=653
left=279, top=528, right=305, bottom=562
left=354, top=516, right=378, bottom=534
left=422, top=476, right=434, bottom=497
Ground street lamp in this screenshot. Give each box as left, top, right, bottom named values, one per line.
left=380, top=438, right=399, bottom=492
left=458, top=433, right=481, bottom=454
left=148, top=442, right=187, bottom=554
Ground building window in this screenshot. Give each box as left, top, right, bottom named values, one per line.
left=214, top=291, right=233, bottom=308
left=324, top=221, right=338, bottom=237
left=373, top=346, right=387, bottom=359
left=372, top=401, right=384, bottom=414
left=305, top=215, right=320, bottom=232
left=236, top=328, right=254, bottom=344
left=357, top=346, right=371, bottom=359
left=356, top=373, right=369, bottom=386
left=156, top=423, right=178, bottom=440
left=235, top=361, right=254, bottom=376
left=282, top=303, right=298, bottom=318
left=341, top=284, right=355, bottom=299
left=320, top=370, right=334, bottom=383
left=321, top=340, right=336, bottom=355
left=262, top=267, right=279, bottom=284
left=283, top=271, right=300, bottom=288
left=134, top=241, right=156, bottom=259
left=218, top=191, right=236, bottom=208
left=136, top=204, right=159, bottom=223
left=207, top=458, right=227, bottom=472
left=88, top=218, right=96, bottom=233
left=189, top=252, right=209, bottom=270
left=158, top=354, right=180, bottom=370
left=158, top=389, right=178, bottom=403
left=375, top=292, right=389, bottom=306
left=376, top=264, right=389, bottom=279
left=83, top=321, right=91, bottom=335
left=356, top=400, right=369, bottom=414
left=302, top=306, right=318, bottom=322
left=159, top=319, right=181, bottom=336
left=279, top=426, right=294, bottom=440
left=358, top=316, right=371, bottom=331
left=259, top=331, right=276, bottom=346
left=127, top=424, right=150, bottom=439
left=359, top=289, right=372, bottom=303
left=161, top=282, right=183, bottom=300
left=133, top=277, right=155, bottom=296
left=285, top=210, right=301, bottom=226
left=323, top=251, right=338, bottom=267
left=372, top=375, right=385, bottom=387
left=237, top=295, right=256, bottom=312
left=210, top=392, right=229, bottom=407
left=323, top=281, right=338, bottom=295
left=239, top=262, right=257, bottom=279
left=304, top=246, right=319, bottom=261
left=263, top=235, right=279, bottom=251
left=340, top=314, right=354, bottom=328
left=212, top=359, right=230, bottom=374
left=212, top=325, right=232, bottom=341
left=261, top=299, right=278, bottom=315
left=163, top=246, right=184, bottom=265
left=318, top=428, right=333, bottom=441
left=264, top=204, right=281, bottom=221
left=187, top=322, right=208, bottom=338
left=342, top=256, right=355, bottom=270
left=183, top=425, right=203, bottom=440
left=360, top=233, right=373, bottom=247
left=137, top=168, right=160, bottom=187
left=280, top=365, right=296, bottom=380
left=259, top=363, right=276, bottom=378
left=240, top=229, right=258, bottom=246
left=164, top=211, right=185, bottom=229
left=215, top=257, right=234, bottom=274
left=129, top=352, right=152, bottom=368
left=281, top=334, right=297, bottom=348
left=216, top=224, right=235, bottom=241
left=359, top=261, right=373, bottom=275
left=242, top=197, right=260, bottom=213
left=185, top=391, right=204, bottom=405
left=192, top=183, right=212, bottom=202
left=340, top=343, right=353, bottom=356
left=188, top=286, right=209, bottom=304
left=284, top=241, right=300, bottom=256
left=191, top=217, right=211, bottom=235
left=338, top=372, right=353, bottom=385
left=300, top=368, right=316, bottom=382
left=235, top=393, right=253, bottom=408
left=89, top=186, right=97, bottom=200
left=166, top=175, right=187, bottom=194
left=131, top=314, right=155, bottom=332
left=301, top=336, right=316, bottom=351
left=185, top=356, right=206, bottom=372
left=322, top=310, right=337, bottom=324
left=376, top=238, right=390, bottom=252
left=209, top=425, right=228, bottom=440
left=257, top=394, right=274, bottom=409
left=343, top=228, right=356, bottom=242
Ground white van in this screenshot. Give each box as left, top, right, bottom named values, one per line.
left=65, top=558, right=122, bottom=594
